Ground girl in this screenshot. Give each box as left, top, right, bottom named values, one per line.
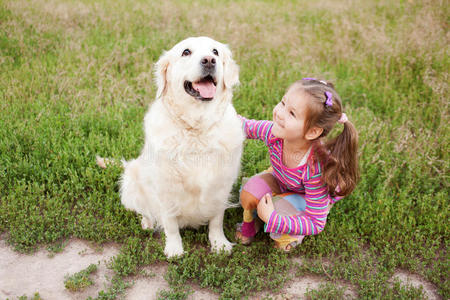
left=235, top=78, right=359, bottom=251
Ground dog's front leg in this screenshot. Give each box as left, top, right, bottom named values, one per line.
left=161, top=214, right=184, bottom=258
left=209, top=210, right=234, bottom=253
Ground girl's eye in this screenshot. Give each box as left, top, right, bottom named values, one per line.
left=212, top=48, right=219, bottom=56
left=182, top=49, right=191, bottom=56
left=290, top=111, right=296, bottom=117
left=281, top=101, right=285, bottom=106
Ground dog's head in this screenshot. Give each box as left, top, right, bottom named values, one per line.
left=155, top=37, right=239, bottom=102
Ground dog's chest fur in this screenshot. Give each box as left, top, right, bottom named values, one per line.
left=144, top=99, right=244, bottom=198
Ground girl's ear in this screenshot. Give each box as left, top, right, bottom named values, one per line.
left=221, top=45, right=239, bottom=89
left=154, top=51, right=170, bottom=99
left=305, top=126, right=323, bottom=140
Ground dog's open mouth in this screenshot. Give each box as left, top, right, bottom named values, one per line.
left=184, top=75, right=217, bottom=101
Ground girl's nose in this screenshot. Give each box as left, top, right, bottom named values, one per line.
left=273, top=109, right=280, bottom=121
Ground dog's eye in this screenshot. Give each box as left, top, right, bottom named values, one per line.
left=182, top=49, right=191, bottom=56
left=212, top=49, right=219, bottom=56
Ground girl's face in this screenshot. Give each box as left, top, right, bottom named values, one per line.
left=272, top=87, right=309, bottom=142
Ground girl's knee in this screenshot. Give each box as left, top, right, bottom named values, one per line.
left=240, top=190, right=259, bottom=210
left=241, top=175, right=273, bottom=201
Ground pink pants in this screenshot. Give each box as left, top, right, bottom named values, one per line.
left=239, top=173, right=305, bottom=245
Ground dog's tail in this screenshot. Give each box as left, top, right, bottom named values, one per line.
left=96, top=155, right=123, bottom=169
left=226, top=201, right=241, bottom=209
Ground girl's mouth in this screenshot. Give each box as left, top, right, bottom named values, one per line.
left=274, top=115, right=284, bottom=128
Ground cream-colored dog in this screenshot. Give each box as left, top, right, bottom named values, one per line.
left=120, top=37, right=244, bottom=257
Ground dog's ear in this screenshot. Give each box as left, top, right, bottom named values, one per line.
left=222, top=45, right=239, bottom=89
left=155, top=51, right=170, bottom=99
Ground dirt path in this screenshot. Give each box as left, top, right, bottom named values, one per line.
left=0, top=238, right=440, bottom=299
left=0, top=238, right=118, bottom=299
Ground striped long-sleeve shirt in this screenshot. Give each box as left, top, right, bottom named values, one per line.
left=239, top=115, right=336, bottom=236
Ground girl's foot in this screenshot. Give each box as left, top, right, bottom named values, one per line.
left=273, top=236, right=304, bottom=252
left=235, top=229, right=254, bottom=245
left=235, top=219, right=262, bottom=245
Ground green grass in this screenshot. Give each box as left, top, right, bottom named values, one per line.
left=64, top=263, right=98, bottom=292
left=0, top=0, right=448, bottom=299
left=17, top=293, right=42, bottom=300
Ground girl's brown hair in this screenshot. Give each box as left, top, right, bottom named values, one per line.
left=291, top=79, right=359, bottom=197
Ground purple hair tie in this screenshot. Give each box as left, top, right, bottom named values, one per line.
left=325, top=91, right=333, bottom=107
left=303, top=77, right=316, bottom=80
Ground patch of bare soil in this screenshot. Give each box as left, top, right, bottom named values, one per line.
left=0, top=238, right=118, bottom=299
left=250, top=257, right=357, bottom=299
left=124, top=264, right=170, bottom=299
left=389, top=270, right=441, bottom=300
left=0, top=237, right=442, bottom=299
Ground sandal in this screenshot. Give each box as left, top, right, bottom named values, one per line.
left=235, top=228, right=254, bottom=245
left=273, top=235, right=304, bottom=253
left=235, top=219, right=262, bottom=245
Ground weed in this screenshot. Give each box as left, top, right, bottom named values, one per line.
left=17, top=293, right=42, bottom=300
left=157, top=286, right=193, bottom=300
left=64, top=263, right=98, bottom=292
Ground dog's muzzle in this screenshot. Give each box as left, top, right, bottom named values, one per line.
left=184, top=57, right=217, bottom=101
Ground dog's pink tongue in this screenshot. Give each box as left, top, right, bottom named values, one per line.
left=192, top=81, right=216, bottom=98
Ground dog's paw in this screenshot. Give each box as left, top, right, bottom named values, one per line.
left=164, top=241, right=184, bottom=258
left=211, top=238, right=234, bottom=254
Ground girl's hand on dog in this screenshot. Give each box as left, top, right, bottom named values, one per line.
left=257, top=194, right=275, bottom=223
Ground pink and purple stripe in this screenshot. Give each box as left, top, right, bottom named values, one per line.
left=239, top=115, right=335, bottom=236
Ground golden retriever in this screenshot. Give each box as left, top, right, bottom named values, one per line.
left=120, top=37, right=244, bottom=257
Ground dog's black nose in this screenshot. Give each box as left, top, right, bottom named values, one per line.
left=201, top=56, right=216, bottom=69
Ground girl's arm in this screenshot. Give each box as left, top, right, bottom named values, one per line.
left=237, top=115, right=275, bottom=145
left=262, top=162, right=331, bottom=236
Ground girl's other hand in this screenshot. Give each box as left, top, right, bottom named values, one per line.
left=257, top=194, right=275, bottom=223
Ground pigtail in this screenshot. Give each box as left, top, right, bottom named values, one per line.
left=323, top=120, right=359, bottom=197
left=296, top=78, right=359, bottom=197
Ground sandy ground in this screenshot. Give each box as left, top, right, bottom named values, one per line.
left=0, top=238, right=441, bottom=300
